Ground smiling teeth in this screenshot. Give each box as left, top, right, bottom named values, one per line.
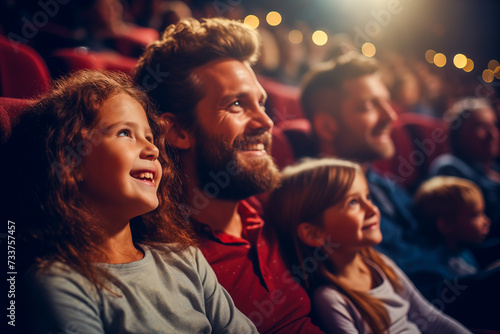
left=242, top=143, right=265, bottom=151
left=132, top=172, right=154, bottom=181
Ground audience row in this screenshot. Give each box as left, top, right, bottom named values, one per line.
left=1, top=16, right=499, bottom=334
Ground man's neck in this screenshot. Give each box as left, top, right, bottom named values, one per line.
left=188, top=186, right=243, bottom=238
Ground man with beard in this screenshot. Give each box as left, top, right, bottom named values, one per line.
left=300, top=52, right=428, bottom=273
left=133, top=18, right=324, bottom=334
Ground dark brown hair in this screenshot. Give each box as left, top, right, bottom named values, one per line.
left=300, top=52, right=379, bottom=122
left=4, top=70, right=195, bottom=289
left=268, top=158, right=402, bottom=334
left=133, top=17, right=261, bottom=129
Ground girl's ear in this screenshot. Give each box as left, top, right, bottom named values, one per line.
left=162, top=113, right=193, bottom=150
left=297, top=222, right=326, bottom=247
left=313, top=112, right=338, bottom=143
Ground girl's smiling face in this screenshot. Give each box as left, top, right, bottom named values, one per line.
left=81, top=93, right=162, bottom=223
left=320, top=171, right=382, bottom=251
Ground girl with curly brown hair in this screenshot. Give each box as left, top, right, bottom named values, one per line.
left=3, top=70, right=256, bottom=333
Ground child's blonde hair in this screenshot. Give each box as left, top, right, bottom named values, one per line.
left=413, top=176, right=483, bottom=243
left=268, top=158, right=402, bottom=334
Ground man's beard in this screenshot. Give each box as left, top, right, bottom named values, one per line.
left=194, top=127, right=281, bottom=201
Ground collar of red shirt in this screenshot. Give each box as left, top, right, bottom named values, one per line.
left=191, top=200, right=265, bottom=245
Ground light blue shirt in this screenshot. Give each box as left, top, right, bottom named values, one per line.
left=25, top=244, right=258, bottom=334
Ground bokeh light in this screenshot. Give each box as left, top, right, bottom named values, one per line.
left=434, top=53, right=447, bottom=67
left=482, top=69, right=494, bottom=83
left=425, top=50, right=436, bottom=64
left=463, top=58, right=474, bottom=72
left=488, top=60, right=499, bottom=71
left=453, top=54, right=467, bottom=69
left=362, top=43, right=376, bottom=57
left=266, top=11, right=282, bottom=26
left=312, top=30, right=328, bottom=46
left=495, top=68, right=500, bottom=80
left=288, top=30, right=303, bottom=44
left=243, top=15, right=259, bottom=29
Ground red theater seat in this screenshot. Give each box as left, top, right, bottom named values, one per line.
left=113, top=27, right=159, bottom=58
left=0, top=35, right=51, bottom=99
left=373, top=113, right=449, bottom=191
left=258, top=76, right=304, bottom=124
left=51, top=48, right=138, bottom=75
left=271, top=126, right=296, bottom=170
left=0, top=97, right=32, bottom=143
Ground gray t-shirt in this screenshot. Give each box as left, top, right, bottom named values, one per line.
left=25, top=244, right=258, bottom=334
left=314, top=254, right=470, bottom=333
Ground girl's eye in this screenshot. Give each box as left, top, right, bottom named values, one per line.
left=348, top=199, right=359, bottom=206
left=117, top=129, right=132, bottom=137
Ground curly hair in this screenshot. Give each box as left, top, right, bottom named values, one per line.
left=4, top=70, right=195, bottom=289
left=132, top=17, right=261, bottom=129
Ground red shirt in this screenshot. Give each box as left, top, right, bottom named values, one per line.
left=193, top=200, right=324, bottom=334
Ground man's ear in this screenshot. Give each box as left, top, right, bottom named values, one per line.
left=297, top=222, right=325, bottom=247
left=162, top=113, right=193, bottom=150
left=312, top=112, right=338, bottom=142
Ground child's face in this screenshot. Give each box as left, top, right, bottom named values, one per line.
left=320, top=171, right=382, bottom=251
left=453, top=196, right=490, bottom=245
left=82, top=93, right=162, bottom=222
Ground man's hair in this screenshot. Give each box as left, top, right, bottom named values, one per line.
left=133, top=17, right=261, bottom=129
left=444, top=97, right=493, bottom=155
left=300, top=52, right=379, bottom=122
left=413, top=176, right=483, bottom=243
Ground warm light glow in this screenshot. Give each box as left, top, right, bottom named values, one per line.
left=463, top=58, right=474, bottom=72
left=361, top=43, right=376, bottom=57
left=488, top=60, right=499, bottom=71
left=434, top=53, right=446, bottom=67
left=312, top=30, right=328, bottom=46
left=288, top=30, right=303, bottom=44
left=425, top=50, right=436, bottom=63
left=453, top=54, right=467, bottom=69
left=482, top=69, right=494, bottom=83
left=266, top=11, right=282, bottom=26
left=495, top=68, right=500, bottom=80
left=243, top=15, right=259, bottom=29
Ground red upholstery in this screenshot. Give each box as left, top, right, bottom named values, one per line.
left=258, top=76, right=304, bottom=123
left=51, top=48, right=138, bottom=75
left=373, top=113, right=449, bottom=191
left=0, top=97, right=32, bottom=143
left=113, top=27, right=159, bottom=57
left=0, top=35, right=51, bottom=99
left=277, top=118, right=315, bottom=160
left=271, top=126, right=296, bottom=170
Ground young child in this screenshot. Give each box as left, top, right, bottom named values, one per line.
left=411, top=176, right=490, bottom=300
left=268, top=158, right=470, bottom=334
left=4, top=70, right=257, bottom=334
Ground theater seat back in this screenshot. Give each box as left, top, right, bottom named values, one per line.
left=373, top=113, right=449, bottom=192
left=0, top=97, right=32, bottom=143
left=0, top=36, right=51, bottom=99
